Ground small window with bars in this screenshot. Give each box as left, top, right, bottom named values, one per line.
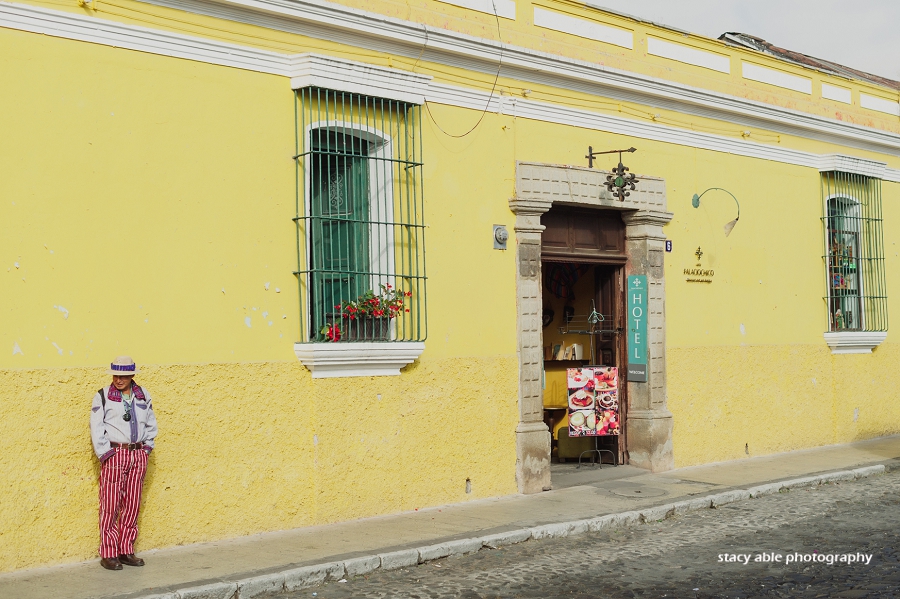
left=821, top=171, right=887, bottom=332
left=293, top=88, right=426, bottom=343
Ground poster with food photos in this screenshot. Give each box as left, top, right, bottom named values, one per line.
left=567, top=367, right=620, bottom=437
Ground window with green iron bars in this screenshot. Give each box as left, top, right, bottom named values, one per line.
left=821, top=171, right=887, bottom=333
left=293, top=87, right=427, bottom=343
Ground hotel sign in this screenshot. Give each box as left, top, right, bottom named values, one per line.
left=627, top=275, right=648, bottom=383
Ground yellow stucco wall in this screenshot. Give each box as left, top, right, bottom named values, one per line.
left=2, top=0, right=899, bottom=573
left=0, top=357, right=517, bottom=571
left=668, top=343, right=900, bottom=467
left=0, top=29, right=520, bottom=572
left=664, top=163, right=900, bottom=466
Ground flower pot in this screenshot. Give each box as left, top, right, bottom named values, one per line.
left=342, top=316, right=391, bottom=341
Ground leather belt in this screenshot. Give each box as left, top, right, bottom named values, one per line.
left=111, top=442, right=144, bottom=450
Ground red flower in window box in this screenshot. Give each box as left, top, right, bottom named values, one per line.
left=336, top=284, right=411, bottom=321
left=319, top=323, right=341, bottom=342
left=324, top=284, right=415, bottom=342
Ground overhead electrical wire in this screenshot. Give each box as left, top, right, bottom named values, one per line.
left=73, top=0, right=782, bottom=144
left=419, top=1, right=504, bottom=139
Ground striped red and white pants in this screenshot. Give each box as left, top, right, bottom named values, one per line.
left=98, top=448, right=148, bottom=559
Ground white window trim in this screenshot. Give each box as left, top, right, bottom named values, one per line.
left=823, top=332, right=886, bottom=354
left=294, top=342, right=425, bottom=377
left=302, top=120, right=398, bottom=341
left=818, top=155, right=886, bottom=179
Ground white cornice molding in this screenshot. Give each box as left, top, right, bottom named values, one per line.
left=0, top=0, right=291, bottom=73
left=817, top=154, right=887, bottom=179
left=427, top=82, right=900, bottom=182
left=134, top=0, right=900, bottom=156
left=886, top=168, right=900, bottom=183
left=4, top=0, right=899, bottom=155
left=823, top=332, right=887, bottom=354
left=2, top=1, right=899, bottom=183
left=288, top=53, right=431, bottom=104
left=294, top=342, right=425, bottom=377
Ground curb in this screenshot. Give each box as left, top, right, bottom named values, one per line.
left=129, top=464, right=887, bottom=599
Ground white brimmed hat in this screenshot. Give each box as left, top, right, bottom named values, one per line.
left=107, top=356, right=140, bottom=376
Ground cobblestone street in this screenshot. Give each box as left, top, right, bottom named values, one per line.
left=275, top=470, right=900, bottom=599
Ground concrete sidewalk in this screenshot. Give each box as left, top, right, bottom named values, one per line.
left=4, top=436, right=900, bottom=599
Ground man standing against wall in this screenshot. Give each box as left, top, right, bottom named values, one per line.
left=89, top=356, right=158, bottom=571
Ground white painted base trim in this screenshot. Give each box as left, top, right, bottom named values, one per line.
left=647, top=37, right=730, bottom=73
left=294, top=342, right=425, bottom=378
left=821, top=83, right=851, bottom=105
left=533, top=7, right=633, bottom=50
left=823, top=332, right=887, bottom=354
left=742, top=62, right=811, bottom=95
left=861, top=94, right=900, bottom=117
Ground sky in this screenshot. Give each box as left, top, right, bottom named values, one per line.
left=587, top=0, right=900, bottom=82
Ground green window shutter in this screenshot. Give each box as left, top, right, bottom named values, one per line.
left=309, top=132, right=371, bottom=334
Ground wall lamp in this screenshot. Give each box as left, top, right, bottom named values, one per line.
left=692, top=188, right=741, bottom=237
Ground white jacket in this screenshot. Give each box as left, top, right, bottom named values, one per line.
left=89, top=383, right=158, bottom=462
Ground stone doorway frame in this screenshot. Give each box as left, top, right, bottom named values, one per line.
left=510, top=162, right=675, bottom=494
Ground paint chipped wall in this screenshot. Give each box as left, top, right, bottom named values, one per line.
left=0, top=28, right=295, bottom=366
left=0, top=29, right=520, bottom=572
left=0, top=357, right=518, bottom=571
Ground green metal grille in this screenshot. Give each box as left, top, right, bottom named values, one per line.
left=821, top=171, right=887, bottom=332
left=293, top=87, right=426, bottom=343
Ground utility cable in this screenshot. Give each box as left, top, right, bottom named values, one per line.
left=421, top=0, right=503, bottom=138
left=82, top=0, right=782, bottom=144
